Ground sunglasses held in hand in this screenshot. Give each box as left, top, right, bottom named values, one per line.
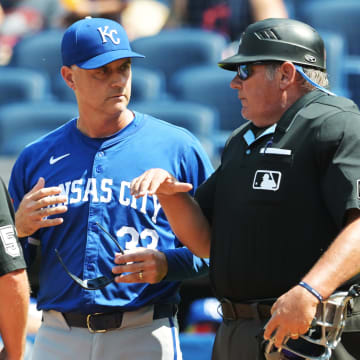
left=55, top=222, right=124, bottom=290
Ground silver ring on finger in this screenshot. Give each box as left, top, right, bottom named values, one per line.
left=138, top=270, right=144, bottom=280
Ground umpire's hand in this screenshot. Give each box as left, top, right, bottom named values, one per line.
left=263, top=285, right=318, bottom=348
left=113, top=247, right=168, bottom=284
left=15, top=177, right=68, bottom=237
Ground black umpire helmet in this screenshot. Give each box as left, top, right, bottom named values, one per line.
left=219, top=18, right=326, bottom=71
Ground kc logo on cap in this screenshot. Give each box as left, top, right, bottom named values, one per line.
left=61, top=17, right=144, bottom=69
left=98, top=26, right=121, bottom=45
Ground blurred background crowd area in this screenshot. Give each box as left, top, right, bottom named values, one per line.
left=1, top=0, right=360, bottom=358
left=1, top=0, right=359, bottom=168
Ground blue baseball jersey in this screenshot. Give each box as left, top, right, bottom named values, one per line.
left=9, top=111, right=213, bottom=314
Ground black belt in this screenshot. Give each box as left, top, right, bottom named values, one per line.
left=221, top=299, right=272, bottom=321
left=62, top=304, right=177, bottom=333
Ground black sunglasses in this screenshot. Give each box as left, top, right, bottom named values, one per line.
left=55, top=222, right=125, bottom=290
left=237, top=61, right=276, bottom=80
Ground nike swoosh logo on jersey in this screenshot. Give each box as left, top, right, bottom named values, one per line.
left=49, top=153, right=71, bottom=165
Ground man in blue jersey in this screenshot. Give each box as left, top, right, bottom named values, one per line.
left=9, top=17, right=213, bottom=360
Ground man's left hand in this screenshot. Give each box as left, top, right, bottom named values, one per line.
left=263, top=285, right=319, bottom=348
left=112, top=248, right=168, bottom=284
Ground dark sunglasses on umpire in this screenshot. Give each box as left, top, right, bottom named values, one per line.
left=237, top=63, right=253, bottom=80
left=55, top=222, right=125, bottom=290
left=237, top=61, right=272, bottom=80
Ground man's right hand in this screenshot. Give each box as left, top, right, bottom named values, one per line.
left=130, top=168, right=193, bottom=198
left=15, top=177, right=68, bottom=237
left=131, top=168, right=211, bottom=258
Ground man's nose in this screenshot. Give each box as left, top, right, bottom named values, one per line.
left=111, top=72, right=128, bottom=87
left=230, top=74, right=242, bottom=89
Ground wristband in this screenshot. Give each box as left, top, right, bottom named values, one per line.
left=298, top=281, right=323, bottom=302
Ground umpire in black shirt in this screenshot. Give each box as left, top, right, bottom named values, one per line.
left=130, top=18, right=360, bottom=359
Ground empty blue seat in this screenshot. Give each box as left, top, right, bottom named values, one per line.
left=319, top=31, right=349, bottom=97
left=54, top=66, right=167, bottom=103
left=169, top=65, right=245, bottom=152
left=180, top=333, right=215, bottom=360
left=300, top=0, right=360, bottom=103
left=10, top=29, right=65, bottom=92
left=131, top=28, right=228, bottom=87
left=131, top=66, right=167, bottom=101
left=0, top=67, right=52, bottom=105
left=131, top=99, right=220, bottom=163
left=0, top=101, right=78, bottom=155
left=131, top=99, right=219, bottom=137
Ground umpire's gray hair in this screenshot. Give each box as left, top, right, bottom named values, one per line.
left=265, top=63, right=330, bottom=92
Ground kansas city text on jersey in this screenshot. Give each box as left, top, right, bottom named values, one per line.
left=58, top=178, right=162, bottom=223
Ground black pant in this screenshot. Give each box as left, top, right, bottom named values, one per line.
left=211, top=319, right=360, bottom=360
left=331, top=332, right=360, bottom=360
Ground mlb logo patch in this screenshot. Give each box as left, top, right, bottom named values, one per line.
left=253, top=170, right=282, bottom=191
left=0, top=225, right=20, bottom=257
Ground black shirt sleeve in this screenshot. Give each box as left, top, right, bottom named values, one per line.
left=317, top=111, right=360, bottom=228
left=195, top=167, right=219, bottom=224
left=0, top=177, right=26, bottom=275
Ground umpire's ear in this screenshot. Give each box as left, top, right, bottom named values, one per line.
left=61, top=65, right=76, bottom=91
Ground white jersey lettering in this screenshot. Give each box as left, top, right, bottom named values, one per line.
left=70, top=179, right=84, bottom=204
left=56, top=178, right=162, bottom=224
left=119, top=181, right=130, bottom=206
left=140, top=195, right=147, bottom=214
left=117, top=226, right=139, bottom=249
left=140, top=228, right=159, bottom=249
left=152, top=195, right=161, bottom=224
left=83, top=178, right=99, bottom=202
left=100, top=179, right=113, bottom=203
left=58, top=181, right=71, bottom=205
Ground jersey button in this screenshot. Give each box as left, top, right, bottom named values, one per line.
left=98, top=151, right=105, bottom=158
left=245, top=149, right=251, bottom=155
left=96, top=165, right=103, bottom=173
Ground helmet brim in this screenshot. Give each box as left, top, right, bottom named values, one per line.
left=218, top=54, right=278, bottom=71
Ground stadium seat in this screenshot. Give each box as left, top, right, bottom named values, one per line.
left=300, top=0, right=360, bottom=103
left=0, top=101, right=78, bottom=155
left=180, top=333, right=216, bottom=360
left=54, top=66, right=168, bottom=103
left=131, top=99, right=219, bottom=137
left=53, top=74, right=76, bottom=102
left=180, top=297, right=221, bottom=360
left=10, top=29, right=64, bottom=93
left=131, top=28, right=228, bottom=87
left=319, top=31, right=349, bottom=97
left=131, top=99, right=220, bottom=163
left=130, top=66, right=167, bottom=101
left=169, top=65, right=245, bottom=151
left=0, top=67, right=52, bottom=105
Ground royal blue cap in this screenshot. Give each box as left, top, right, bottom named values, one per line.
left=61, top=17, right=144, bottom=69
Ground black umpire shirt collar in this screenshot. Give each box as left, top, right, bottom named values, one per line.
left=276, top=89, right=326, bottom=134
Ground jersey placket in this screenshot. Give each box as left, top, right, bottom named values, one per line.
left=83, top=148, right=107, bottom=299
